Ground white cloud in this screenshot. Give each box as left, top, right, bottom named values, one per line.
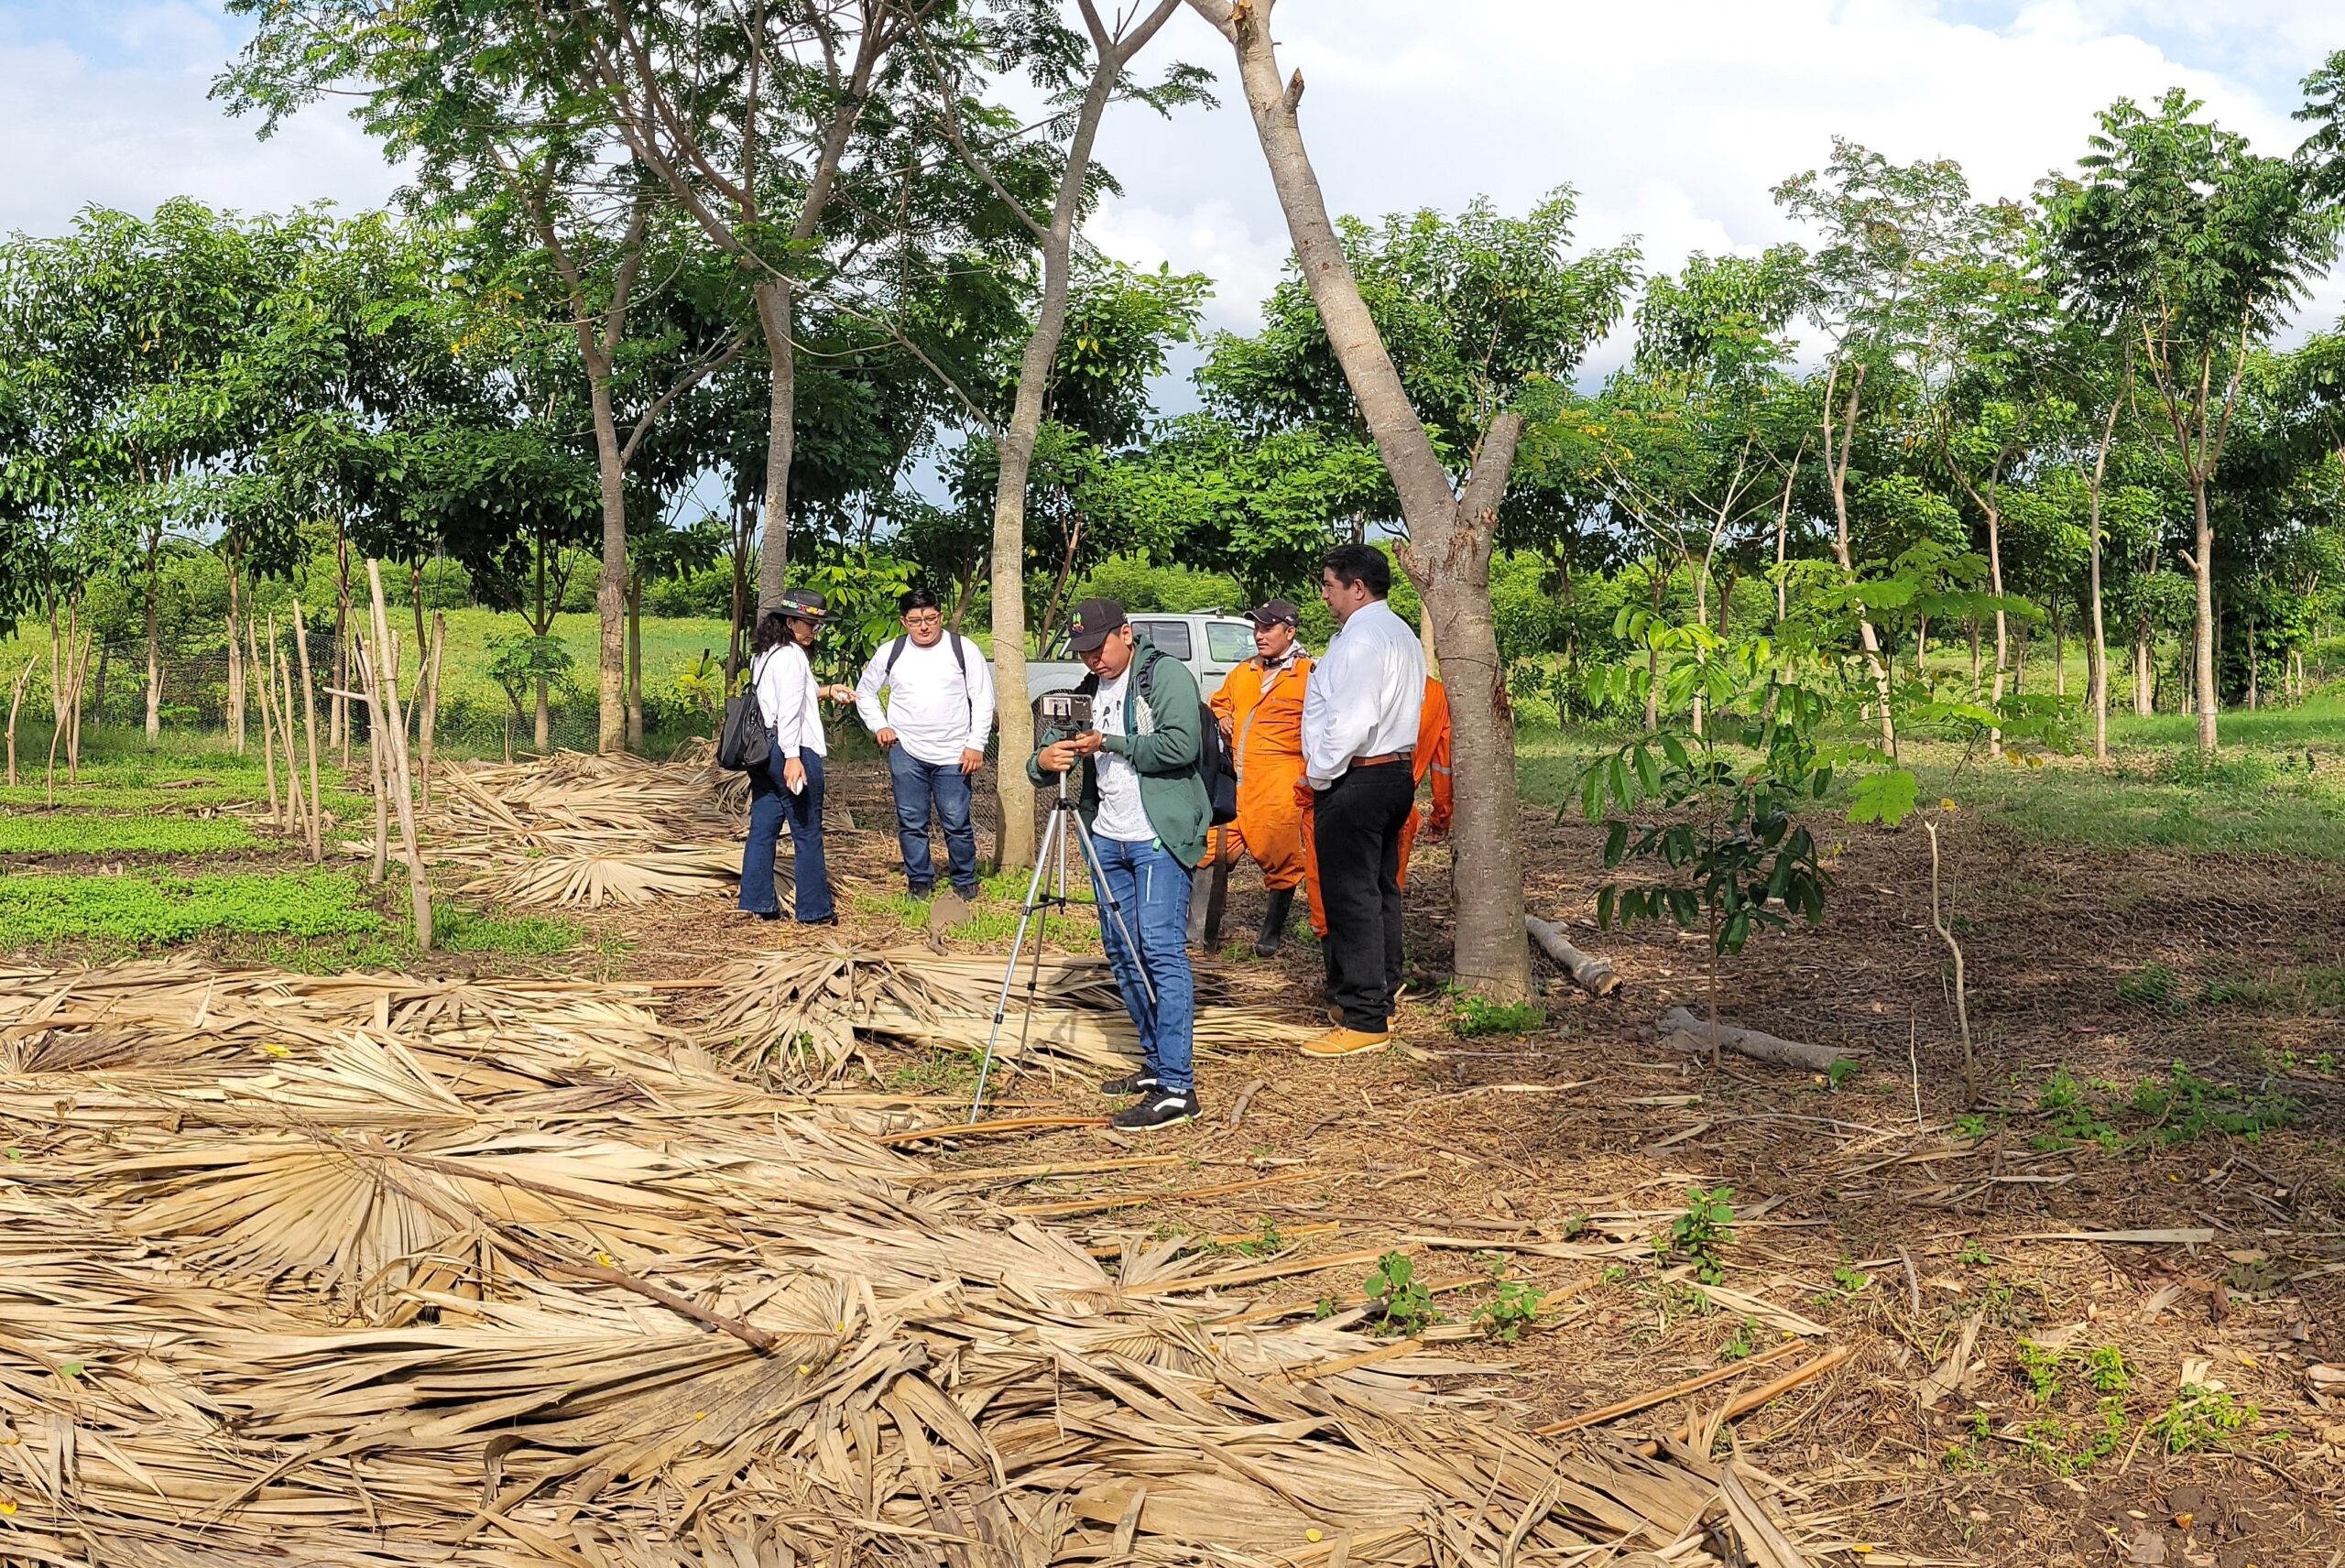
left=0, top=3, right=399, bottom=235
left=5, top=0, right=2341, bottom=361
left=1082, top=0, right=2345, bottom=371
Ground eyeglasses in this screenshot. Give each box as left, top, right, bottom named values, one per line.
left=904, top=611, right=943, bottom=626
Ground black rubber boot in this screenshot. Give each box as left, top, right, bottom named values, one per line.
left=1253, top=887, right=1295, bottom=958
left=1185, top=869, right=1213, bottom=948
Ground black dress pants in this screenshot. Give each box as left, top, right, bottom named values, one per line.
left=1312, top=761, right=1414, bottom=1031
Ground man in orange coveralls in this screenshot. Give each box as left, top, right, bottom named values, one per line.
left=1299, top=673, right=1452, bottom=942
left=1194, top=599, right=1317, bottom=956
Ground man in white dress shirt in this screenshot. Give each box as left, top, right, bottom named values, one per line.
left=1297, top=544, right=1424, bottom=1058
left=854, top=585, right=995, bottom=898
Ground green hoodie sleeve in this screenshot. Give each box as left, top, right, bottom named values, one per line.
left=1101, top=653, right=1201, bottom=775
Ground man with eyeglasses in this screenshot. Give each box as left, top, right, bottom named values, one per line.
left=855, top=585, right=995, bottom=900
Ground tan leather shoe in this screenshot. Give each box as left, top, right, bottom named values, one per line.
left=1326, top=1006, right=1398, bottom=1030
left=1301, top=1026, right=1392, bottom=1058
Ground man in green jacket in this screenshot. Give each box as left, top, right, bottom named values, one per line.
left=1031, top=598, right=1208, bottom=1131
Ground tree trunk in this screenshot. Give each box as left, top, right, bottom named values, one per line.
left=986, top=11, right=1174, bottom=874
left=2246, top=612, right=2258, bottom=711
left=144, top=530, right=162, bottom=744
left=626, top=570, right=644, bottom=750
left=728, top=499, right=752, bottom=686
left=1968, top=618, right=1980, bottom=697
left=754, top=279, right=795, bottom=617
left=2191, top=479, right=2218, bottom=753
left=1643, top=566, right=1663, bottom=733
left=582, top=332, right=629, bottom=755
left=224, top=548, right=246, bottom=755
left=2086, top=393, right=2119, bottom=763
left=2133, top=619, right=2154, bottom=716
left=1194, top=0, right=1531, bottom=999
left=1818, top=363, right=1897, bottom=756
left=333, top=523, right=352, bottom=761
left=1984, top=501, right=2007, bottom=756
left=2052, top=604, right=2066, bottom=700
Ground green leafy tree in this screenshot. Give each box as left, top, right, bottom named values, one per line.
left=2045, top=86, right=2339, bottom=753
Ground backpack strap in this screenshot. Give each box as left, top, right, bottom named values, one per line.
left=882, top=634, right=978, bottom=733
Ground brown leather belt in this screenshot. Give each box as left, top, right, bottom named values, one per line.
left=1352, top=750, right=1413, bottom=768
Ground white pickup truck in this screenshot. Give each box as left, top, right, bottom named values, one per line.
left=1023, top=611, right=1260, bottom=714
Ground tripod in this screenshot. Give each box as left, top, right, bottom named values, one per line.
left=967, top=767, right=1155, bottom=1121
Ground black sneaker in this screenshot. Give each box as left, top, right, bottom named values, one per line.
left=1110, top=1089, right=1200, bottom=1132
left=1098, top=1071, right=1162, bottom=1096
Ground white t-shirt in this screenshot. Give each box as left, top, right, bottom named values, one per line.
left=853, top=634, right=996, bottom=768
left=1090, top=663, right=1155, bottom=844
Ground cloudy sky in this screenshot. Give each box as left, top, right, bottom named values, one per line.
left=6, top=0, right=2343, bottom=380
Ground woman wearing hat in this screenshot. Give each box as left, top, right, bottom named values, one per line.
left=740, top=590, right=856, bottom=925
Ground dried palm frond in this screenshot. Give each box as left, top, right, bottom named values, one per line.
left=689, top=946, right=1316, bottom=1085
left=458, top=841, right=741, bottom=908
left=0, top=956, right=1811, bottom=1568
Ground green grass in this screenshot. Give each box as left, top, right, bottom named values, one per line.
left=434, top=903, right=584, bottom=955
left=855, top=870, right=1099, bottom=951
left=0, top=813, right=258, bottom=856
left=0, top=869, right=382, bottom=950
left=1516, top=689, right=2345, bottom=865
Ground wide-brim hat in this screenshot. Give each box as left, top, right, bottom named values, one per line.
left=777, top=588, right=829, bottom=624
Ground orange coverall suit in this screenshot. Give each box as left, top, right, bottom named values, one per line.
left=1302, top=676, right=1453, bottom=938
left=1206, top=653, right=1322, bottom=929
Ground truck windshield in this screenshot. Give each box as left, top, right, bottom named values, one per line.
left=1205, top=623, right=1253, bottom=663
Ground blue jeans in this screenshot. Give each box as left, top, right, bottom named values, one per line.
left=1087, top=833, right=1194, bottom=1093
left=885, top=745, right=978, bottom=893
left=740, top=749, right=834, bottom=921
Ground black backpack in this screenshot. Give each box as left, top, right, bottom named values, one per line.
left=715, top=652, right=774, bottom=773
left=1137, top=648, right=1238, bottom=827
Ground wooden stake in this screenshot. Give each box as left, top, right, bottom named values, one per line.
left=247, top=619, right=281, bottom=826
left=365, top=561, right=431, bottom=950
left=269, top=616, right=307, bottom=844
left=418, top=609, right=444, bottom=811
left=356, top=638, right=387, bottom=887
left=292, top=601, right=324, bottom=863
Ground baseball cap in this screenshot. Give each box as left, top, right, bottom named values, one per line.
left=1067, top=599, right=1128, bottom=653
left=1249, top=598, right=1301, bottom=627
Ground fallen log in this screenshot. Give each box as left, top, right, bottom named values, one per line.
left=1656, top=1006, right=1857, bottom=1073
left=1524, top=917, right=1620, bottom=996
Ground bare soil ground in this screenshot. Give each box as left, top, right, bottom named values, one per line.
left=31, top=755, right=2344, bottom=1563
left=572, top=762, right=2345, bottom=1567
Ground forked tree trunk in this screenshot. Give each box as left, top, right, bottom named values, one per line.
left=985, top=0, right=1182, bottom=872
left=1190, top=0, right=1532, bottom=999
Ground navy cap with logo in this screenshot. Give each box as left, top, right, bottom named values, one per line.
left=776, top=588, right=829, bottom=623
left=1248, top=598, right=1301, bottom=627
left=1067, top=598, right=1128, bottom=654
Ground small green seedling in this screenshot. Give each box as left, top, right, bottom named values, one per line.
left=1364, top=1251, right=1439, bottom=1336
left=1663, top=1185, right=1737, bottom=1283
